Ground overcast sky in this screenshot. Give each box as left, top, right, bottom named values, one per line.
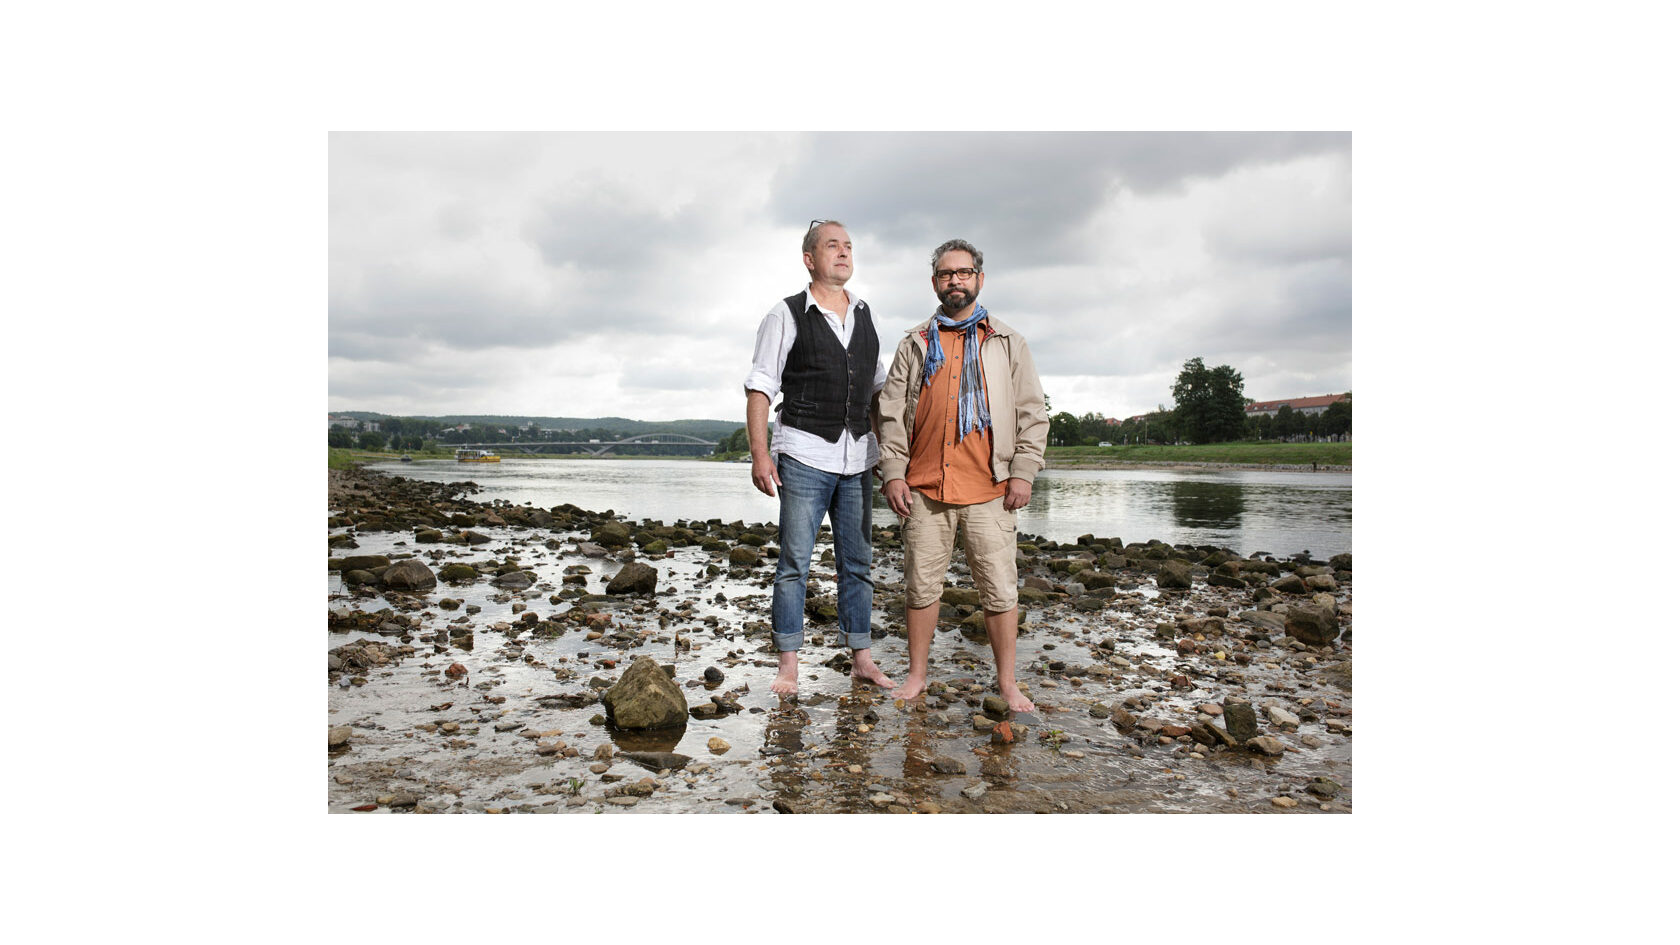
left=329, top=131, right=1350, bottom=423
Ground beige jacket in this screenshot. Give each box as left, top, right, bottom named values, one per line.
left=878, top=314, right=1050, bottom=488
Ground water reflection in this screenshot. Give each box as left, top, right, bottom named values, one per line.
left=371, top=458, right=1351, bottom=557
left=1165, top=479, right=1245, bottom=529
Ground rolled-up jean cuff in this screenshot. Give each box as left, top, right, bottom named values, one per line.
left=772, top=630, right=804, bottom=652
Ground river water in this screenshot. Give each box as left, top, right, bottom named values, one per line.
left=370, top=458, right=1351, bottom=557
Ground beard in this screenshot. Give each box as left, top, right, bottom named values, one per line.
left=939, top=285, right=979, bottom=313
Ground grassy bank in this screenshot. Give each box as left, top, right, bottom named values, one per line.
left=1047, top=441, right=1351, bottom=467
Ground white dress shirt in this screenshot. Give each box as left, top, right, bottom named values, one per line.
left=743, top=286, right=888, bottom=475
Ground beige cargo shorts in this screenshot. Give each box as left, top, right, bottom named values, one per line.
left=901, top=491, right=1018, bottom=612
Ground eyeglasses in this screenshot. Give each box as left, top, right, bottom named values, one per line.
left=809, top=219, right=836, bottom=230
left=934, top=267, right=980, bottom=282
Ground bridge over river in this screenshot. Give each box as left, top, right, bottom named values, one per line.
left=453, top=433, right=719, bottom=457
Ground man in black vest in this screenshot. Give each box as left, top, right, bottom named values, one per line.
left=743, top=220, right=895, bottom=697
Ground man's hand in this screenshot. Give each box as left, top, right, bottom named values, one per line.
left=1003, top=477, right=1032, bottom=511
left=751, top=453, right=781, bottom=497
left=884, top=478, right=913, bottom=517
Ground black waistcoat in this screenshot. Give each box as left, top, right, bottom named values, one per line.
left=777, top=291, right=878, bottom=443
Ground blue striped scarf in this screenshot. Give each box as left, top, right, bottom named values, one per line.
left=921, top=305, right=992, bottom=443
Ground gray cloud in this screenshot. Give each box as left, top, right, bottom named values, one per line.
left=330, top=132, right=1351, bottom=421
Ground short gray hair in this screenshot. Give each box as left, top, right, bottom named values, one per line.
left=803, top=220, right=847, bottom=256
left=930, top=238, right=983, bottom=272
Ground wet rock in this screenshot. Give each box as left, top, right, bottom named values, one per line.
left=605, top=777, right=658, bottom=798
left=707, top=737, right=730, bottom=754
left=1238, top=610, right=1287, bottom=634
left=1111, top=707, right=1137, bottom=732
left=981, top=695, right=1011, bottom=720
left=1307, top=777, right=1342, bottom=798
left=338, top=555, right=391, bottom=573
left=606, top=562, right=658, bottom=595
left=1271, top=796, right=1298, bottom=808
left=1315, top=659, right=1353, bottom=690
left=1074, top=570, right=1116, bottom=590
left=1224, top=702, right=1259, bottom=741
left=929, top=756, right=966, bottom=774
left=961, top=783, right=988, bottom=800
left=343, top=569, right=376, bottom=586
left=1189, top=720, right=1237, bottom=749
left=592, top=522, right=632, bottom=547
left=444, top=662, right=467, bottom=678
left=1157, top=560, right=1193, bottom=589
left=1285, top=605, right=1339, bottom=645
left=462, top=530, right=491, bottom=545
left=600, top=656, right=688, bottom=730
left=328, top=725, right=352, bottom=748
left=1270, top=574, right=1307, bottom=595
left=493, top=571, right=534, bottom=589
left=1329, top=553, right=1352, bottom=572
left=728, top=546, right=760, bottom=566
left=1267, top=705, right=1301, bottom=728
left=703, top=666, right=725, bottom=683
left=381, top=559, right=437, bottom=591
left=1246, top=736, right=1286, bottom=756
left=621, top=751, right=692, bottom=771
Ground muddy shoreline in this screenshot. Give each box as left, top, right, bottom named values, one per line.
left=328, top=465, right=1352, bottom=814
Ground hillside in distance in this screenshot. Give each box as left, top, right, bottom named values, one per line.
left=334, top=413, right=740, bottom=439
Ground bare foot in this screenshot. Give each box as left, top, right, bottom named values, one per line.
left=891, top=674, right=927, bottom=701
left=772, top=650, right=799, bottom=696
left=850, top=650, right=896, bottom=689
left=1000, top=681, right=1036, bottom=713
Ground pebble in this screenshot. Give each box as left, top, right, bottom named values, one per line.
left=961, top=784, right=988, bottom=800
left=707, top=737, right=731, bottom=754
left=1271, top=796, right=1298, bottom=808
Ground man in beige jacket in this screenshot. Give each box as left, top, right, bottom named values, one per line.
left=878, top=238, right=1049, bottom=712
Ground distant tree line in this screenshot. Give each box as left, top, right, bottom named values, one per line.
left=329, top=416, right=723, bottom=455
left=1047, top=357, right=1351, bottom=446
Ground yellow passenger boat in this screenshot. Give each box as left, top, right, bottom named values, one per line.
left=455, top=449, right=501, bottom=463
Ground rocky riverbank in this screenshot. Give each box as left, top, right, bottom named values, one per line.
left=328, top=465, right=1352, bottom=814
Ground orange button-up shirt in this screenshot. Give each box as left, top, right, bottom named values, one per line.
left=906, top=325, right=1007, bottom=505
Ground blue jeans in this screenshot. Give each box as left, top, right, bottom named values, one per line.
left=772, top=455, right=875, bottom=652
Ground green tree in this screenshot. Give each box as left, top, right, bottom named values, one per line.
left=357, top=430, right=387, bottom=450
left=1172, top=357, right=1247, bottom=444
left=1322, top=395, right=1352, bottom=437
left=1049, top=411, right=1081, bottom=447
left=328, top=427, right=355, bottom=449
left=1275, top=404, right=1307, bottom=439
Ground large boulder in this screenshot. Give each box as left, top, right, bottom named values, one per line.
left=381, top=559, right=437, bottom=591
left=600, top=657, right=688, bottom=730
left=728, top=546, right=760, bottom=566
left=607, top=562, right=658, bottom=595
left=1156, top=559, right=1193, bottom=589
left=592, top=522, right=632, bottom=548
left=1285, top=605, right=1339, bottom=645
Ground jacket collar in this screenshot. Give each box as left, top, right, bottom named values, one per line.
left=905, top=312, right=1015, bottom=350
